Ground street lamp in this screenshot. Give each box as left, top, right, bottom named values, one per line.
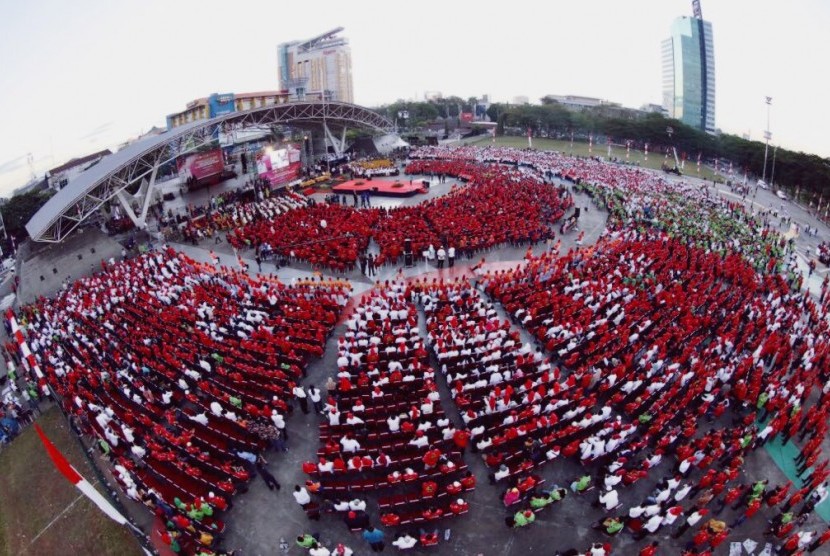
left=770, top=144, right=778, bottom=190
left=761, top=96, right=772, bottom=183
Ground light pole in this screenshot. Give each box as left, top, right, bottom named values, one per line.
left=770, top=144, right=778, bottom=190
left=761, top=96, right=772, bottom=183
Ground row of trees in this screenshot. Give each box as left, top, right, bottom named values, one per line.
left=489, top=102, right=830, bottom=195
left=373, top=96, right=828, bottom=196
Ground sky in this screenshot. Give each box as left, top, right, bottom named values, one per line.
left=0, top=0, right=828, bottom=195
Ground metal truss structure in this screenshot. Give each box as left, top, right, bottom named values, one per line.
left=26, top=101, right=394, bottom=243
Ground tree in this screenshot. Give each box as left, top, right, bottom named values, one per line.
left=0, top=188, right=55, bottom=240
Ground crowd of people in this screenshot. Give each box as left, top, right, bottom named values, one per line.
left=474, top=228, right=830, bottom=553
left=181, top=190, right=310, bottom=245
left=225, top=161, right=570, bottom=272
left=9, top=249, right=350, bottom=554
left=301, top=281, right=474, bottom=552
left=5, top=142, right=829, bottom=554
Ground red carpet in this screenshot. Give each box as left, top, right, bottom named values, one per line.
left=332, top=178, right=427, bottom=197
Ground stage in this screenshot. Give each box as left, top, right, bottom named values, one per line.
left=332, top=178, right=428, bottom=197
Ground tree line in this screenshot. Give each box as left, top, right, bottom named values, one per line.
left=374, top=98, right=830, bottom=197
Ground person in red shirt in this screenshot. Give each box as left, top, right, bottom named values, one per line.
left=452, top=429, right=471, bottom=451
left=422, top=448, right=441, bottom=469
left=421, top=480, right=438, bottom=497
left=460, top=471, right=476, bottom=490
left=639, top=541, right=658, bottom=556
left=449, top=498, right=468, bottom=514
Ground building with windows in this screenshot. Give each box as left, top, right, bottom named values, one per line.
left=278, top=28, right=354, bottom=103
left=165, top=91, right=323, bottom=129
left=661, top=1, right=716, bottom=134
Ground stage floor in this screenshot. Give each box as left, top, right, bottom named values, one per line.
left=332, top=178, right=427, bottom=197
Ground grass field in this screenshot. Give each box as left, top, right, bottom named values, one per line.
left=0, top=407, right=142, bottom=556
left=463, top=136, right=721, bottom=182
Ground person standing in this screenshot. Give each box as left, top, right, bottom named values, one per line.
left=362, top=526, right=385, bottom=552
left=447, top=245, right=455, bottom=267
left=294, top=384, right=309, bottom=414
left=308, top=386, right=323, bottom=413
left=256, top=455, right=281, bottom=491
left=359, top=254, right=368, bottom=276
left=437, top=247, right=446, bottom=269
left=367, top=254, right=376, bottom=277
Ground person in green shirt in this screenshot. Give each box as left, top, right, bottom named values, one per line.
left=529, top=493, right=553, bottom=510
left=603, top=517, right=624, bottom=535
left=296, top=534, right=318, bottom=548
left=229, top=396, right=242, bottom=408
left=571, top=475, right=592, bottom=493
left=512, top=509, right=536, bottom=528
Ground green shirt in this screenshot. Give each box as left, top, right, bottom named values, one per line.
left=229, top=396, right=242, bottom=408
left=513, top=511, right=535, bottom=527
left=605, top=519, right=623, bottom=534
left=297, top=534, right=316, bottom=548
left=575, top=476, right=591, bottom=491
left=530, top=496, right=551, bottom=509
left=756, top=392, right=769, bottom=409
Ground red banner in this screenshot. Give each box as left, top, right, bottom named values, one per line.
left=177, top=148, right=224, bottom=181
left=460, top=112, right=474, bottom=123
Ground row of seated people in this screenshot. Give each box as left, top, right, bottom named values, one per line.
left=474, top=232, right=830, bottom=528
left=183, top=190, right=309, bottom=242
left=227, top=162, right=571, bottom=271
left=304, top=282, right=471, bottom=538
left=15, top=249, right=349, bottom=555
left=408, top=144, right=781, bottom=272
left=413, top=276, right=609, bottom=485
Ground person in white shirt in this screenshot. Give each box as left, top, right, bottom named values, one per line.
left=387, top=414, right=401, bottom=432
left=348, top=498, right=367, bottom=512
left=309, top=545, right=330, bottom=556
left=392, top=532, right=417, bottom=549
left=340, top=435, right=361, bottom=453
left=293, top=485, right=311, bottom=506
left=599, top=488, right=619, bottom=511
left=643, top=514, right=662, bottom=533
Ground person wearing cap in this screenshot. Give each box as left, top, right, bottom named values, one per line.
left=449, top=498, right=469, bottom=514
left=512, top=508, right=536, bottom=528
left=332, top=544, right=354, bottom=556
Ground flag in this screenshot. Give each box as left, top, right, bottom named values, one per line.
left=34, top=424, right=128, bottom=525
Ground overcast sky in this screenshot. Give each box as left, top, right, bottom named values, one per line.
left=0, top=0, right=827, bottom=195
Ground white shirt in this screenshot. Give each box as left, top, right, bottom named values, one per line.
left=293, top=488, right=311, bottom=505
left=393, top=535, right=417, bottom=549
left=340, top=437, right=361, bottom=453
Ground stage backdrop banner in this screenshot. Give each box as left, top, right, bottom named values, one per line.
left=257, top=144, right=302, bottom=185
left=178, top=148, right=225, bottom=181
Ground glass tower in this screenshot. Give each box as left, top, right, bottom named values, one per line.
left=662, top=16, right=716, bottom=134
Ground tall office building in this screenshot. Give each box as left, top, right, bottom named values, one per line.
left=278, top=27, right=354, bottom=103
left=661, top=1, right=715, bottom=134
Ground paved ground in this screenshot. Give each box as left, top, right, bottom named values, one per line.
left=9, top=168, right=830, bottom=556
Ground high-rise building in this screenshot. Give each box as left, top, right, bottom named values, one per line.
left=662, top=1, right=715, bottom=134
left=278, top=27, right=354, bottom=103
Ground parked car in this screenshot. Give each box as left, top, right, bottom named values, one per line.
left=757, top=179, right=768, bottom=189
left=776, top=190, right=787, bottom=200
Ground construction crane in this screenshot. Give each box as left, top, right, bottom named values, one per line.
left=692, top=0, right=702, bottom=19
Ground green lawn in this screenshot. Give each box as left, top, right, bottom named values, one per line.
left=0, top=407, right=142, bottom=556
left=463, top=136, right=721, bottom=182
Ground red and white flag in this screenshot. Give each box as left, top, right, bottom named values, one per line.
left=35, top=424, right=128, bottom=525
